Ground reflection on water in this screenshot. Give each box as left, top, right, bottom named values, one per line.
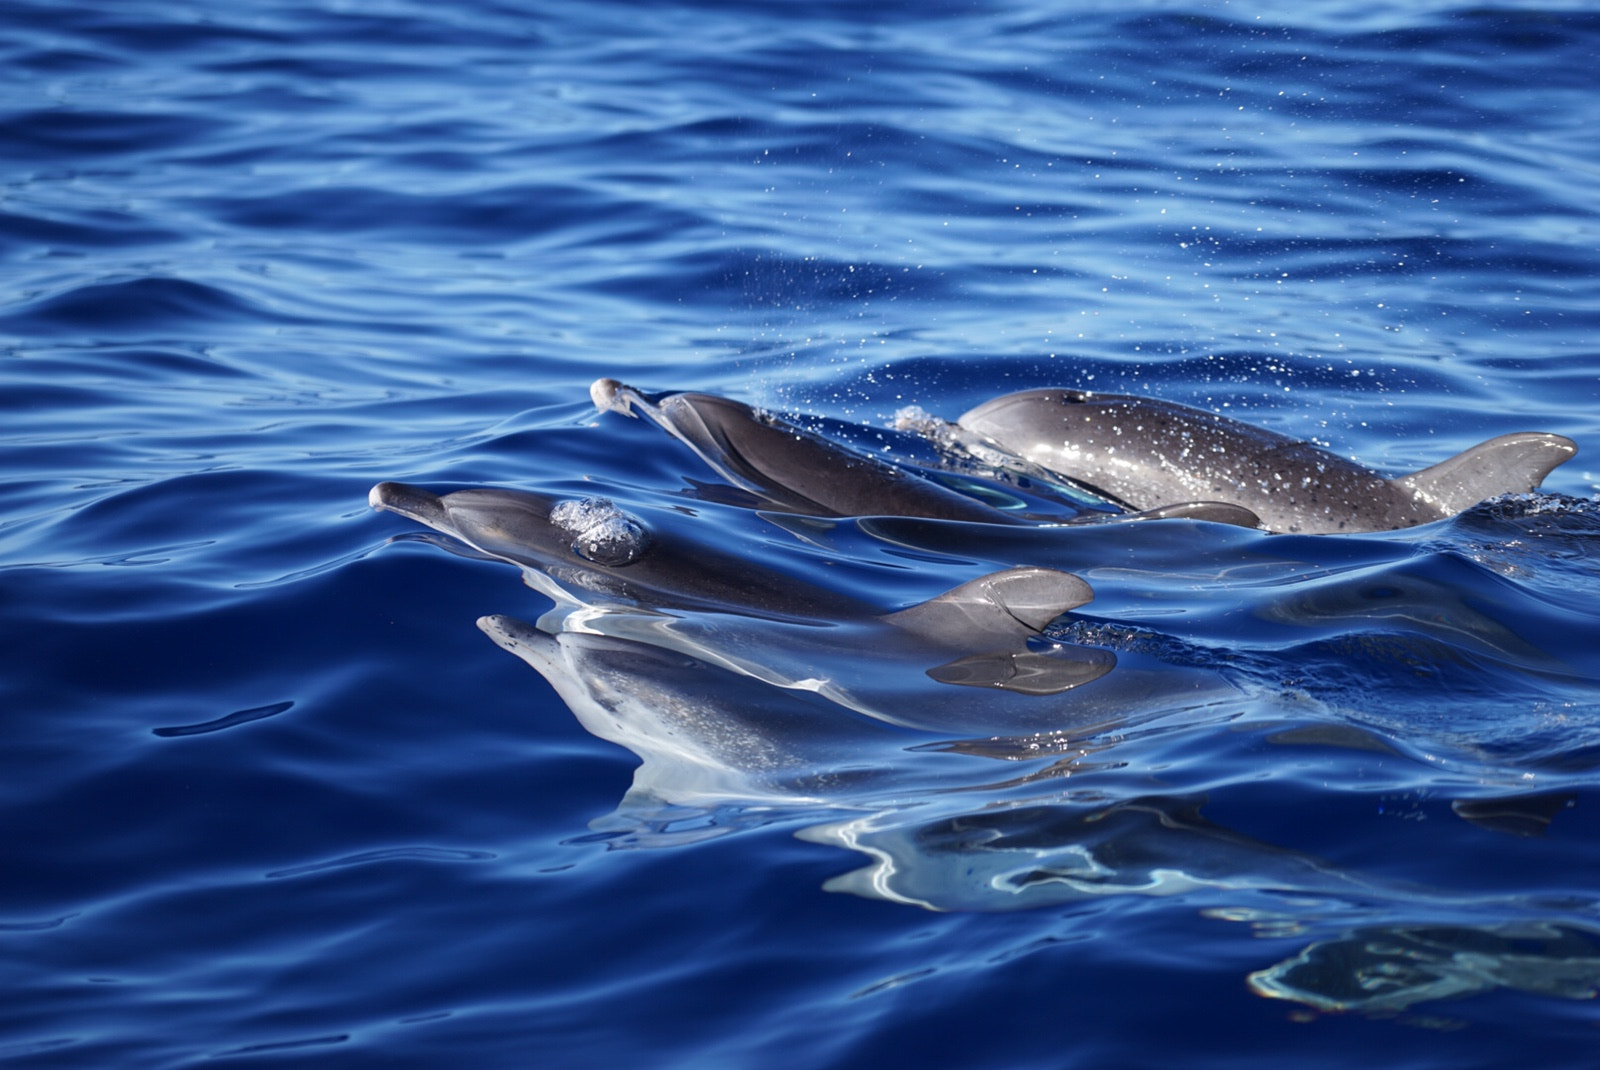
left=1248, top=921, right=1600, bottom=1015
left=804, top=792, right=1376, bottom=912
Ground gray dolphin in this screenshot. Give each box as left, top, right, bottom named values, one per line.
left=477, top=615, right=922, bottom=810
left=369, top=481, right=1116, bottom=727
left=591, top=377, right=1025, bottom=522
left=954, top=388, right=1577, bottom=534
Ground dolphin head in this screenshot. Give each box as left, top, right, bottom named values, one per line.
left=369, top=481, right=884, bottom=620
left=369, top=481, right=649, bottom=570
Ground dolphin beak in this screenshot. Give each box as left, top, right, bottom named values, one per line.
left=591, top=377, right=638, bottom=417
left=368, top=481, right=450, bottom=528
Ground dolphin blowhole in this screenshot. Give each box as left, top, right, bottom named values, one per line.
left=549, top=496, right=650, bottom=567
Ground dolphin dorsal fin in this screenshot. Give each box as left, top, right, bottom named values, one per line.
left=884, top=567, right=1093, bottom=645
left=1391, top=432, right=1577, bottom=515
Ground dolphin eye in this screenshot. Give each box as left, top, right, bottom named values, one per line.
left=550, top=497, right=650, bottom=567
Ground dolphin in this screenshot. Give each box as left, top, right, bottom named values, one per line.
left=1249, top=920, right=1600, bottom=1014
left=369, top=481, right=1120, bottom=729
left=477, top=614, right=923, bottom=811
left=591, top=377, right=1030, bottom=522
left=952, top=388, right=1577, bottom=534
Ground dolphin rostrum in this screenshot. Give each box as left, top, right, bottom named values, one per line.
left=369, top=481, right=1116, bottom=729
left=954, top=389, right=1577, bottom=534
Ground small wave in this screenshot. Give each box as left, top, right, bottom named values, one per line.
left=0, top=107, right=228, bottom=160
left=265, top=846, right=497, bottom=879
left=0, top=277, right=267, bottom=336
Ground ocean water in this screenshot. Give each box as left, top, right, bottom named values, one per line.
left=5, top=0, right=1600, bottom=1066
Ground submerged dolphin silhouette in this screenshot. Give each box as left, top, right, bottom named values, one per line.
left=369, top=481, right=1113, bottom=724
left=478, top=617, right=1279, bottom=910
left=477, top=615, right=918, bottom=809
left=805, top=791, right=1374, bottom=911
left=954, top=389, right=1577, bottom=534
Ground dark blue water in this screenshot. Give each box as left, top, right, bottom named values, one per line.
left=5, top=1, right=1600, bottom=1066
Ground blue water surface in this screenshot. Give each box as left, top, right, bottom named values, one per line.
left=5, top=1, right=1600, bottom=1066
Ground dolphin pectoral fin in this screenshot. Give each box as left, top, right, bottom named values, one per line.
left=926, top=647, right=1117, bottom=695
left=885, top=567, right=1094, bottom=644
left=1391, top=432, right=1578, bottom=515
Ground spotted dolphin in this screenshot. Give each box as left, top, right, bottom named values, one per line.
left=369, top=481, right=1116, bottom=728
left=591, top=377, right=1027, bottom=522
left=591, top=378, right=1263, bottom=528
left=477, top=615, right=921, bottom=810
left=954, top=389, right=1577, bottom=534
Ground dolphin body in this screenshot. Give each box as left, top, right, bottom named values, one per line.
left=591, top=377, right=1028, bottom=522
left=591, top=378, right=1263, bottom=529
left=477, top=615, right=924, bottom=811
left=954, top=389, right=1577, bottom=535
left=368, top=481, right=1128, bottom=731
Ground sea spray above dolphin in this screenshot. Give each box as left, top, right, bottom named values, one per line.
left=945, top=388, right=1577, bottom=534
left=368, top=481, right=1125, bottom=729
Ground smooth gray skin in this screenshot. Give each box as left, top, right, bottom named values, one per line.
left=591, top=377, right=1033, bottom=523
left=370, top=480, right=870, bottom=621
left=958, top=389, right=1578, bottom=534
left=369, top=481, right=1111, bottom=713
